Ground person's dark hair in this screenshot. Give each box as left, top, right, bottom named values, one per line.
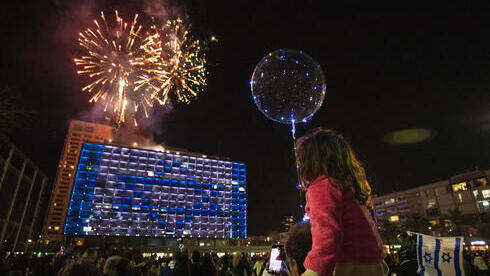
left=200, top=253, right=217, bottom=276
left=192, top=250, right=200, bottom=263
left=57, top=261, right=100, bottom=276
left=296, top=128, right=371, bottom=205
left=82, top=248, right=98, bottom=261
left=285, top=222, right=312, bottom=275
left=174, top=251, right=191, bottom=276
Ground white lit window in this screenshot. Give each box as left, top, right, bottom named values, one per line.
left=385, top=198, right=395, bottom=205
left=482, top=189, right=490, bottom=199
left=452, top=182, right=467, bottom=192
left=473, top=190, right=479, bottom=198
left=426, top=199, right=437, bottom=208
left=457, top=193, right=463, bottom=203
left=390, top=215, right=399, bottom=222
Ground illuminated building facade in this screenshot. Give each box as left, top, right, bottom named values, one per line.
left=43, top=120, right=113, bottom=242
left=373, top=169, right=490, bottom=224
left=64, top=142, right=247, bottom=239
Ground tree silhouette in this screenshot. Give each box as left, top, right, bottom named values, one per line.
left=0, top=87, right=31, bottom=134
left=448, top=209, right=464, bottom=236
left=402, top=213, right=431, bottom=234
left=378, top=218, right=400, bottom=245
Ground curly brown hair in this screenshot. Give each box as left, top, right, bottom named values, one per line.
left=296, top=128, right=371, bottom=205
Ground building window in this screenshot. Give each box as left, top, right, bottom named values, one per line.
left=426, top=199, right=437, bottom=208
left=477, top=200, right=490, bottom=212
left=473, top=190, right=479, bottom=199
left=482, top=189, right=490, bottom=199
left=398, top=204, right=409, bottom=211
left=374, top=202, right=383, bottom=207
left=389, top=215, right=399, bottom=222
left=452, top=182, right=467, bottom=192
left=385, top=198, right=395, bottom=205
left=426, top=208, right=440, bottom=217
left=473, top=177, right=487, bottom=187
left=85, top=126, right=94, bottom=132
left=73, top=124, right=82, bottom=131
left=397, top=196, right=407, bottom=202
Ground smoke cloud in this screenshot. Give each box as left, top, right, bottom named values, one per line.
left=142, top=0, right=186, bottom=20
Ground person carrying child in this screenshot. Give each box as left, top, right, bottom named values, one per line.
left=296, top=128, right=388, bottom=276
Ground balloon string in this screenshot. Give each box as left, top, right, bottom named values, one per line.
left=291, top=122, right=305, bottom=219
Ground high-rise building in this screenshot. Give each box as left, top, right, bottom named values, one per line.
left=373, top=169, right=490, bottom=225
left=43, top=120, right=113, bottom=243
left=63, top=142, right=247, bottom=239
left=0, top=136, right=49, bottom=252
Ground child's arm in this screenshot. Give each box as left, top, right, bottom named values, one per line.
left=303, top=178, right=343, bottom=276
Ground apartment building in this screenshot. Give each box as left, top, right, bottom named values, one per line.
left=0, top=136, right=49, bottom=252
left=373, top=169, right=490, bottom=224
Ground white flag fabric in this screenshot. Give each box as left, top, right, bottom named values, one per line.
left=411, top=232, right=465, bottom=276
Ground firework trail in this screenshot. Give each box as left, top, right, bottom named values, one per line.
left=74, top=11, right=211, bottom=127
left=138, top=18, right=208, bottom=105
left=74, top=10, right=152, bottom=127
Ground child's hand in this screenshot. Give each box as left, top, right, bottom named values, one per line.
left=300, top=269, right=320, bottom=276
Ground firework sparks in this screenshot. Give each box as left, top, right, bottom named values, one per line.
left=74, top=10, right=152, bottom=126
left=139, top=18, right=207, bottom=105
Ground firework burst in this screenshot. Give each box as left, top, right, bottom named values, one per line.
left=74, top=10, right=153, bottom=127
left=138, top=18, right=207, bottom=105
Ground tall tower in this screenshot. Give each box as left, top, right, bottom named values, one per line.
left=43, top=120, right=113, bottom=243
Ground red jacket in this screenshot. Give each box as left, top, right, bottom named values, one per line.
left=304, top=176, right=386, bottom=276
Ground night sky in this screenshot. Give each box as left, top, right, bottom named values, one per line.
left=1, top=2, right=490, bottom=235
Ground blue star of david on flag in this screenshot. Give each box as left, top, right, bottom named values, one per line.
left=424, top=252, right=432, bottom=264
left=409, top=231, right=465, bottom=276
left=442, top=252, right=452, bottom=263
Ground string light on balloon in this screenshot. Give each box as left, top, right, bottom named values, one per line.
left=250, top=49, right=326, bottom=217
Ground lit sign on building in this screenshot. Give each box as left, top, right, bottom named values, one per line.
left=64, top=143, right=247, bottom=238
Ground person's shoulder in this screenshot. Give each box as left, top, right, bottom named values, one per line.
left=309, top=176, right=340, bottom=189
left=308, top=176, right=342, bottom=197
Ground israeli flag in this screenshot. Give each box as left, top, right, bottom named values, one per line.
left=411, top=232, right=465, bottom=276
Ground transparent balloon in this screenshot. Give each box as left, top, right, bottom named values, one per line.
left=251, top=49, right=326, bottom=124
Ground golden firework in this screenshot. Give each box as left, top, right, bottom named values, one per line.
left=139, top=18, right=207, bottom=105
left=74, top=10, right=152, bottom=127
